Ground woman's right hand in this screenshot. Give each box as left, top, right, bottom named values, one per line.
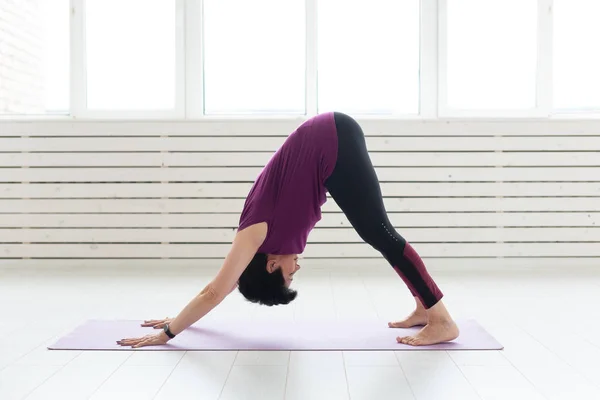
left=135, top=223, right=266, bottom=338
left=141, top=318, right=173, bottom=329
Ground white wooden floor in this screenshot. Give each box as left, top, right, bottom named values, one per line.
left=1, top=265, right=600, bottom=400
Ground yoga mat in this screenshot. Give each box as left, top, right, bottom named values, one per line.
left=49, top=319, right=502, bottom=351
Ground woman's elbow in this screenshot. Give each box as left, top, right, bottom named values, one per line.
left=202, top=283, right=227, bottom=304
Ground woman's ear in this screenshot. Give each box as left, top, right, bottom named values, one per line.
left=266, top=260, right=277, bottom=273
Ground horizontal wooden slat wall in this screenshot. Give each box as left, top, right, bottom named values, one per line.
left=1, top=119, right=599, bottom=269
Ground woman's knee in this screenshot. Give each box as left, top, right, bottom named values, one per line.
left=356, top=223, right=406, bottom=251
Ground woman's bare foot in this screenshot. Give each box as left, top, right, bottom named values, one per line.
left=397, top=319, right=459, bottom=346
left=388, top=297, right=427, bottom=328
left=388, top=308, right=427, bottom=328
left=393, top=298, right=460, bottom=346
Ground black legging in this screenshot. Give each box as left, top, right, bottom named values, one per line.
left=324, top=112, right=443, bottom=309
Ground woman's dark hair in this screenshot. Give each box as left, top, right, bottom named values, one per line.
left=237, top=253, right=298, bottom=306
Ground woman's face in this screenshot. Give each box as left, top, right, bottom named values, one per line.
left=267, top=254, right=301, bottom=286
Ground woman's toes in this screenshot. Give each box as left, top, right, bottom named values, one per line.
left=397, top=336, right=411, bottom=345
left=397, top=335, right=420, bottom=346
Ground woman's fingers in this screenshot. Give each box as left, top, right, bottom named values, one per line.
left=118, top=340, right=143, bottom=347
left=141, top=320, right=162, bottom=327
left=141, top=318, right=170, bottom=328
left=117, top=333, right=166, bottom=348
left=117, top=334, right=151, bottom=345
left=117, top=340, right=134, bottom=346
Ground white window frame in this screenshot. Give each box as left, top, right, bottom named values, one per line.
left=309, top=0, right=426, bottom=120
left=419, top=0, right=439, bottom=118
left=305, top=0, right=318, bottom=117
left=189, top=0, right=429, bottom=120
left=69, top=0, right=186, bottom=119
left=537, top=0, right=553, bottom=117
left=2, top=0, right=598, bottom=120
left=549, top=0, right=600, bottom=117
left=437, top=0, right=552, bottom=118
left=185, top=0, right=203, bottom=118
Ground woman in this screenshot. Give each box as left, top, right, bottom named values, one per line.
left=117, top=112, right=459, bottom=348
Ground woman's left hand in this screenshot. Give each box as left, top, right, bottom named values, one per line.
left=117, top=331, right=170, bottom=348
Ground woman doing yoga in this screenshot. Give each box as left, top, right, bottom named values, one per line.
left=117, top=112, right=459, bottom=348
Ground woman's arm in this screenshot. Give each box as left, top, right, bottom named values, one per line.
left=166, top=222, right=267, bottom=336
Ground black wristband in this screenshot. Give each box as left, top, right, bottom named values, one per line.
left=163, top=324, right=176, bottom=339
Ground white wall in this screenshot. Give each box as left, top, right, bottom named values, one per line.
left=1, top=118, right=599, bottom=270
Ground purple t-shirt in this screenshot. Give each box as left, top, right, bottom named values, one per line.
left=237, top=112, right=338, bottom=255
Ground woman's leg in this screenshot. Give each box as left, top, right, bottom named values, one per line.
left=325, top=112, right=458, bottom=346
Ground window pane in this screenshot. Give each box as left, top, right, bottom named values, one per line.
left=203, top=0, right=305, bottom=114
left=0, top=0, right=69, bottom=114
left=554, top=0, right=600, bottom=110
left=318, top=0, right=419, bottom=114
left=85, top=0, right=176, bottom=110
left=446, top=0, right=537, bottom=110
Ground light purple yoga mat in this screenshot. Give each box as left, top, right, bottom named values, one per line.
left=48, top=319, right=502, bottom=351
